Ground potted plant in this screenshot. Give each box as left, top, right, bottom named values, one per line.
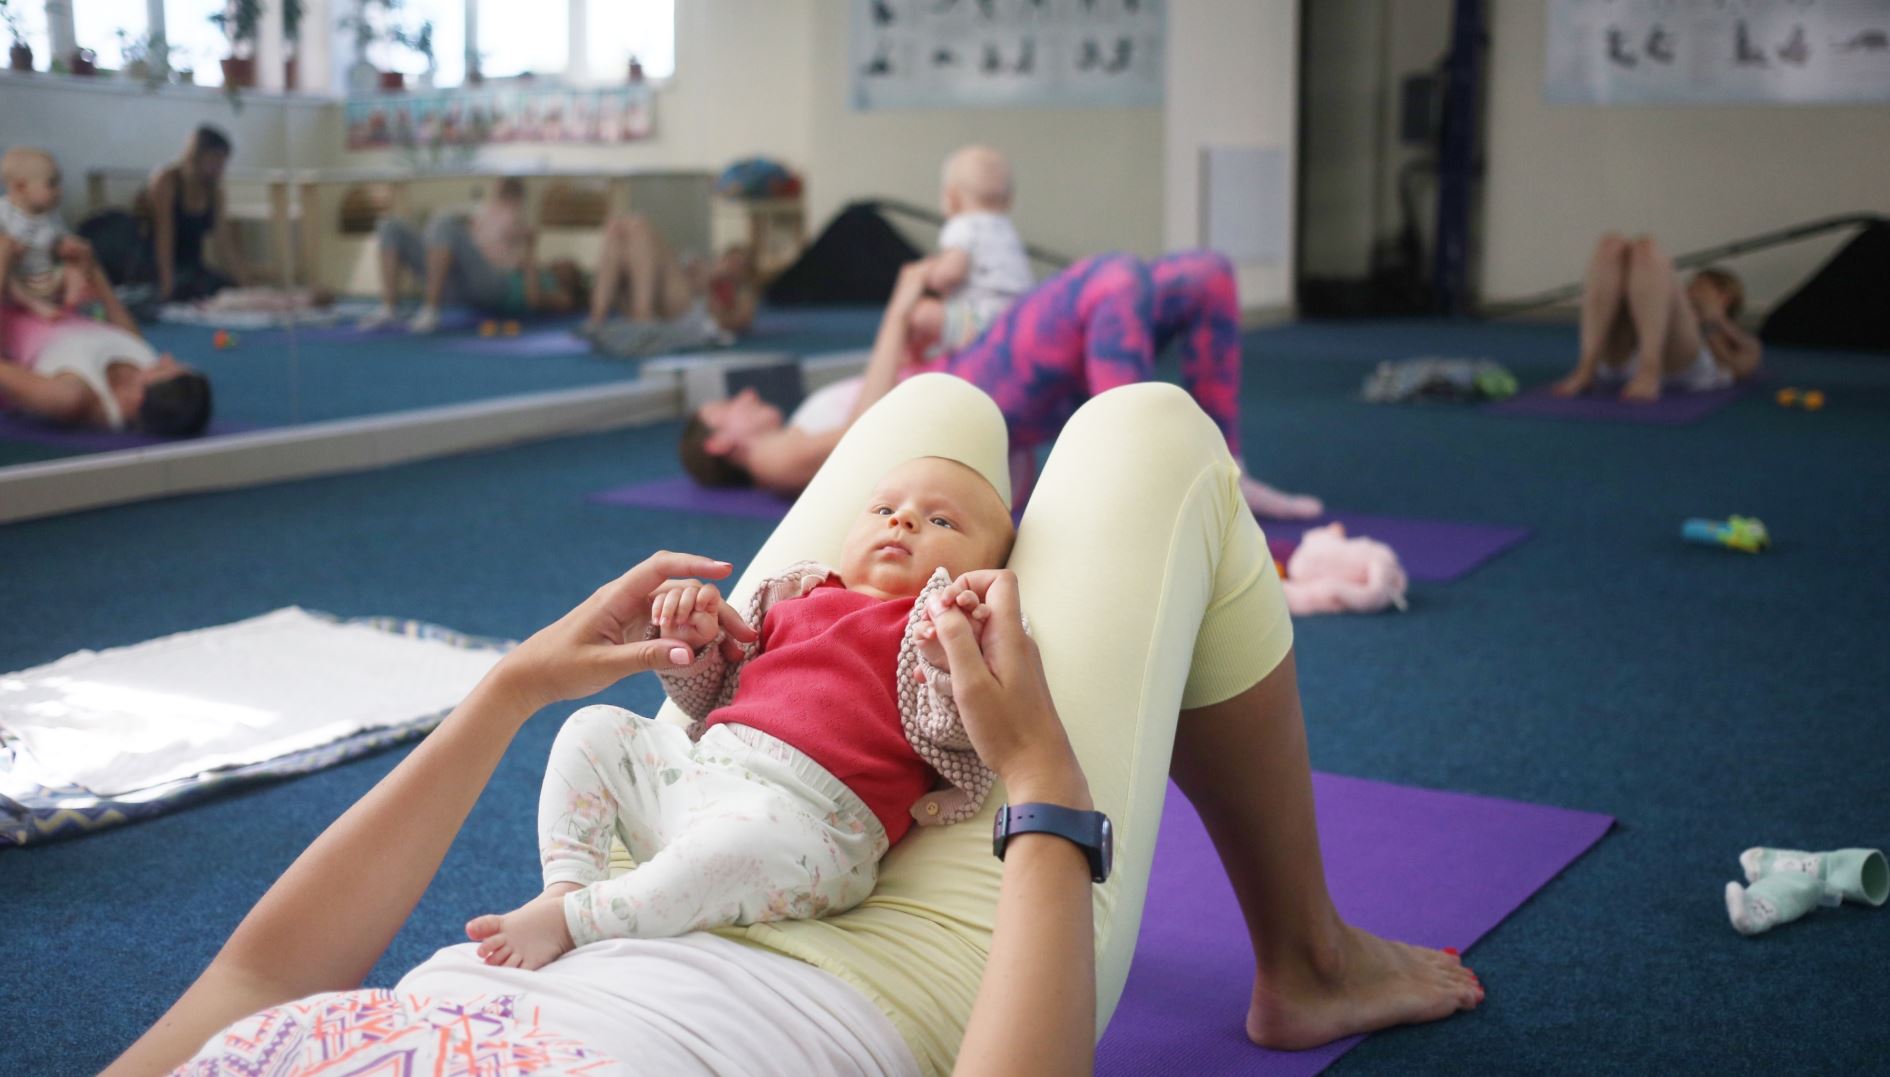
left=116, top=27, right=169, bottom=88
left=3, top=0, right=32, bottom=71
left=68, top=46, right=97, bottom=75
left=209, top=0, right=260, bottom=88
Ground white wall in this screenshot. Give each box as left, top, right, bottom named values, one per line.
left=1164, top=0, right=1300, bottom=310
left=0, top=73, right=333, bottom=212
left=802, top=3, right=1165, bottom=262
left=1483, top=0, right=1890, bottom=310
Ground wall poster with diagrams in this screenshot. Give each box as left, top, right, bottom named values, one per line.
left=849, top=0, right=1164, bottom=110
left=1545, top=0, right=1890, bottom=105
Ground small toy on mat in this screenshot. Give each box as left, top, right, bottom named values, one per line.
left=1683, top=516, right=1769, bottom=553
left=1775, top=387, right=1825, bottom=411
left=1362, top=357, right=1518, bottom=404
left=479, top=320, right=498, bottom=337
left=212, top=329, right=236, bottom=349
left=501, top=319, right=521, bottom=336
left=1726, top=847, right=1886, bottom=935
left=1278, top=523, right=1409, bottom=615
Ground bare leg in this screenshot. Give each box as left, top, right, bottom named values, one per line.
left=1170, top=653, right=1482, bottom=1050
left=1554, top=233, right=1632, bottom=397
left=1619, top=237, right=1688, bottom=403
left=422, top=244, right=453, bottom=310
left=585, top=217, right=631, bottom=330
left=378, top=241, right=404, bottom=310
left=619, top=214, right=692, bottom=322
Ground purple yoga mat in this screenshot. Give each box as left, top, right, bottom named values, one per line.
left=1485, top=382, right=1742, bottom=425
left=1097, top=775, right=1611, bottom=1077
left=0, top=411, right=259, bottom=451
left=588, top=475, right=796, bottom=519
left=1262, top=513, right=1531, bottom=583
left=455, top=329, right=592, bottom=358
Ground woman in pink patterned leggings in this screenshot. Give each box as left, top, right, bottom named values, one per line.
left=682, top=251, right=1322, bottom=517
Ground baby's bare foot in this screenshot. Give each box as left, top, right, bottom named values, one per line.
left=1246, top=922, right=1482, bottom=1051
left=466, top=883, right=581, bottom=970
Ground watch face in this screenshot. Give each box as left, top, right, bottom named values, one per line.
left=1097, top=816, right=1114, bottom=881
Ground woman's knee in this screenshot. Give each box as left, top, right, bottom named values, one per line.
left=1593, top=232, right=1629, bottom=262
left=1627, top=235, right=1673, bottom=274
left=375, top=218, right=412, bottom=248
left=1061, top=381, right=1224, bottom=462
left=422, top=214, right=464, bottom=248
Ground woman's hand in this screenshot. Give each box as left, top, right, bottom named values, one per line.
left=493, top=551, right=759, bottom=713
left=930, top=570, right=1091, bottom=810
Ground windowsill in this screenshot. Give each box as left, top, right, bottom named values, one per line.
left=0, top=66, right=337, bottom=106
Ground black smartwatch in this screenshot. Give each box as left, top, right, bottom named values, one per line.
left=993, top=802, right=1113, bottom=883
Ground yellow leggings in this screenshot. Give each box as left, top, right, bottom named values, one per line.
left=659, top=374, right=1293, bottom=1075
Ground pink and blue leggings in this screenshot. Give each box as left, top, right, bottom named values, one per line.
left=929, top=250, right=1243, bottom=456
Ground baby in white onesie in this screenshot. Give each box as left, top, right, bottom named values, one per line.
left=907, top=146, right=1034, bottom=355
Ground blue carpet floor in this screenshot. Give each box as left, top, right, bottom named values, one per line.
left=2, top=318, right=1887, bottom=1075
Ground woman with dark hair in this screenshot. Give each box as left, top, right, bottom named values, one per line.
left=83, top=125, right=251, bottom=303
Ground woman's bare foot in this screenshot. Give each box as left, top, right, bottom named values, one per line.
left=1619, top=375, right=1662, bottom=403
left=466, top=882, right=582, bottom=970
left=1240, top=476, right=1324, bottom=521
left=1246, top=921, right=1483, bottom=1051
left=1551, top=369, right=1594, bottom=398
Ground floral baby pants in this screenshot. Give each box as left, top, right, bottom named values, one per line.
left=540, top=706, right=889, bottom=946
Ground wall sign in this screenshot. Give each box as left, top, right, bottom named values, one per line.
left=1546, top=0, right=1890, bottom=105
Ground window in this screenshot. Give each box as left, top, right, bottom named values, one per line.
left=474, top=0, right=566, bottom=80
left=586, top=0, right=672, bottom=83
left=387, top=0, right=464, bottom=86
left=73, top=0, right=145, bottom=71
left=163, top=0, right=231, bottom=86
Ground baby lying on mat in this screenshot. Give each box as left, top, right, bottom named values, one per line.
left=467, top=456, right=1014, bottom=969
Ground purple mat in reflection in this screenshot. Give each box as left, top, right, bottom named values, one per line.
left=1261, top=513, right=1531, bottom=582
left=588, top=476, right=795, bottom=519
left=288, top=308, right=483, bottom=342
left=1485, top=383, right=1742, bottom=425
left=456, top=330, right=592, bottom=358
left=0, top=412, right=261, bottom=451
left=1097, top=775, right=1611, bottom=1077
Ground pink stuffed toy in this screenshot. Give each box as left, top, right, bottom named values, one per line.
left=1279, top=523, right=1409, bottom=616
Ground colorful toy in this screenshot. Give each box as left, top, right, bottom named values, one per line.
left=479, top=320, right=498, bottom=337
left=501, top=319, right=521, bottom=336
left=1278, top=523, right=1409, bottom=615
left=212, top=329, right=235, bottom=349
left=1802, top=389, right=1825, bottom=410
left=1776, top=387, right=1826, bottom=411
left=1682, top=516, right=1770, bottom=553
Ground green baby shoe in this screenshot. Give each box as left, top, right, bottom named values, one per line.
left=1740, top=847, right=1888, bottom=908
left=1726, top=873, right=1825, bottom=935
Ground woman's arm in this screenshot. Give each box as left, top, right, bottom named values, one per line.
left=212, top=185, right=250, bottom=287
left=924, top=248, right=971, bottom=294
left=102, top=552, right=757, bottom=1077
left=849, top=261, right=934, bottom=426
left=0, top=361, right=97, bottom=425
left=936, top=572, right=1099, bottom=1077
left=149, top=170, right=179, bottom=299
left=1702, top=314, right=1763, bottom=379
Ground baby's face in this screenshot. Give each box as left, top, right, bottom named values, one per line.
left=10, top=163, right=60, bottom=213
left=839, top=457, right=1012, bottom=601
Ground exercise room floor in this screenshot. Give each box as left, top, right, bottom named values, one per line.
left=4, top=320, right=1887, bottom=1074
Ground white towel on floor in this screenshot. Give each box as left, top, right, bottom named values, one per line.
left=0, top=607, right=506, bottom=797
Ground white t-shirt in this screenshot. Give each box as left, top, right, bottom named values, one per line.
left=175, top=936, right=921, bottom=1077
left=789, top=376, right=864, bottom=435
left=32, top=323, right=161, bottom=429
left=937, top=211, right=1033, bottom=328
left=0, top=196, right=67, bottom=278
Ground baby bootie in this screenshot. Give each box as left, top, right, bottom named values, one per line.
left=1740, top=847, right=1888, bottom=908
left=1726, top=873, right=1825, bottom=935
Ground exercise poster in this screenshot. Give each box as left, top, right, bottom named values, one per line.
left=850, top=0, right=1164, bottom=111
left=1545, top=0, right=1890, bottom=105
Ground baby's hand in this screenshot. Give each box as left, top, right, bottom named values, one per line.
left=55, top=235, right=94, bottom=265
left=915, top=581, right=991, bottom=671
left=650, top=580, right=728, bottom=656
